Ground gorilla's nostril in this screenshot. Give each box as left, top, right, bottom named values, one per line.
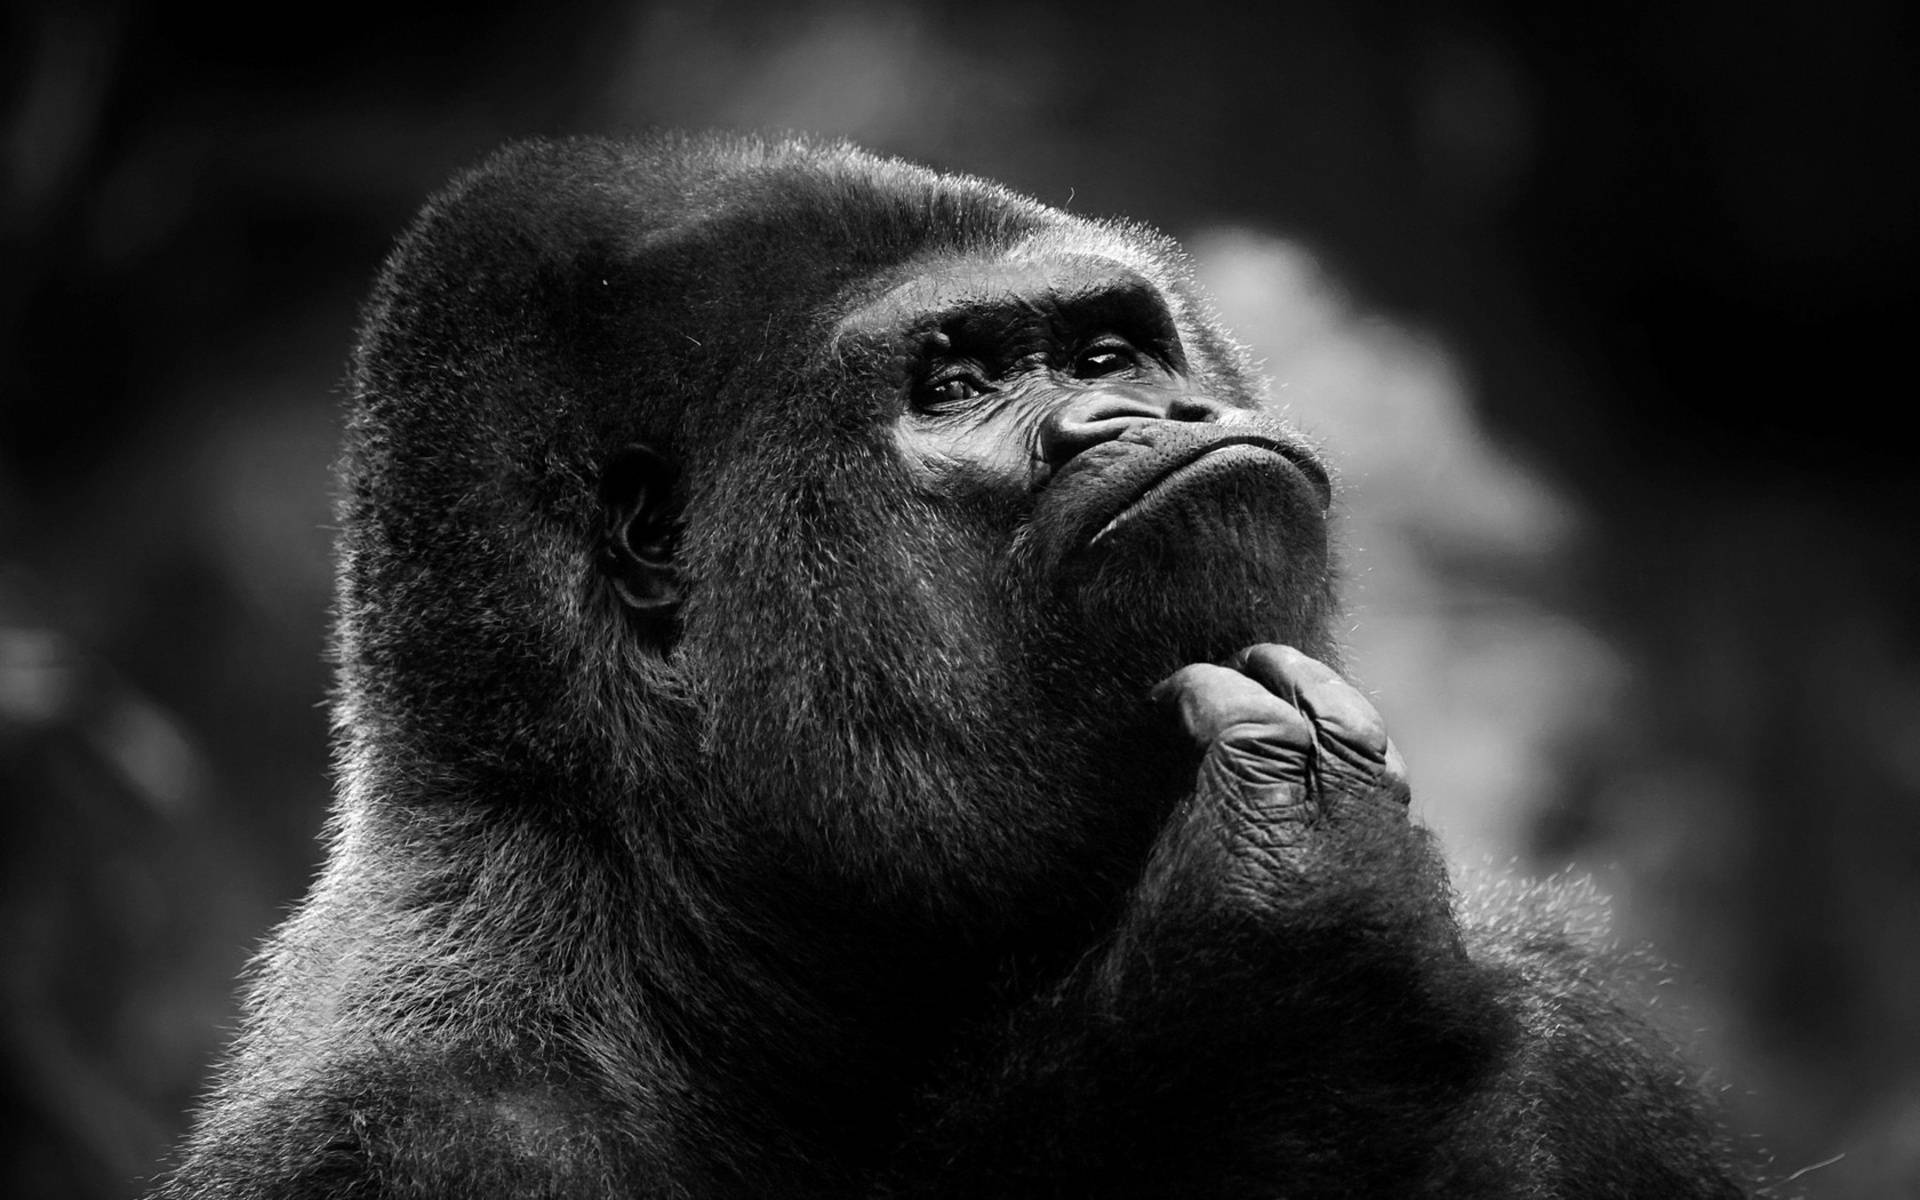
left=1167, top=394, right=1229, bottom=423
left=1038, top=393, right=1163, bottom=468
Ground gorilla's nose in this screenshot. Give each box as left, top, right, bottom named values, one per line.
left=1038, top=386, right=1232, bottom=471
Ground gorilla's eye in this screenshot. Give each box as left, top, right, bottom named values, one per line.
left=916, top=367, right=992, bottom=411
left=1073, top=340, right=1137, bottom=379
left=934, top=378, right=984, bottom=402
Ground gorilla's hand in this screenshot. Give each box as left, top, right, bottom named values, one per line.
left=1153, top=643, right=1408, bottom=892
left=1098, top=644, right=1447, bottom=1010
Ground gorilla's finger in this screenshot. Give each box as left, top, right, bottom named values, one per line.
left=1152, top=663, right=1313, bottom=753
left=1229, top=643, right=1390, bottom=768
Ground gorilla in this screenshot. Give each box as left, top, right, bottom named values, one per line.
left=155, top=134, right=1750, bottom=1197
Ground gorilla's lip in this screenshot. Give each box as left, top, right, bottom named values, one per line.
left=1085, top=435, right=1330, bottom=548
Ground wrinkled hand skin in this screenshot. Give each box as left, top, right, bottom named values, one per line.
left=1095, top=643, right=1458, bottom=1009
left=1140, top=644, right=1412, bottom=921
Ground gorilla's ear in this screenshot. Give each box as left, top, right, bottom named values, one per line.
left=599, top=443, right=683, bottom=615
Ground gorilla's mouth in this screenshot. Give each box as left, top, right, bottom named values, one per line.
left=1087, top=437, right=1329, bottom=550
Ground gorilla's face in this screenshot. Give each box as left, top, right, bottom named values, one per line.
left=845, top=249, right=1335, bottom=681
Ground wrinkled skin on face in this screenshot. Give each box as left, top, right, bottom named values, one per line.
left=855, top=254, right=1330, bottom=576
left=845, top=250, right=1339, bottom=707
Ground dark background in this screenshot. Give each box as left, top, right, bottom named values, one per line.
left=2, top=1, right=1914, bottom=1195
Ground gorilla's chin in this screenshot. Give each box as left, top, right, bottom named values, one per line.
left=1051, top=456, right=1334, bottom=652
left=1089, top=463, right=1323, bottom=569
left=1083, top=445, right=1325, bottom=556
left=1037, top=520, right=1340, bottom=696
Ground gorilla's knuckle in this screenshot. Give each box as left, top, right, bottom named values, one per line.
left=1319, top=715, right=1389, bottom=766
left=1315, top=717, right=1391, bottom=773
left=1199, top=728, right=1313, bottom=799
left=1217, top=715, right=1314, bottom=759
left=1160, top=666, right=1306, bottom=749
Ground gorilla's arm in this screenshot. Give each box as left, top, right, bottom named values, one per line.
left=888, top=646, right=1745, bottom=1198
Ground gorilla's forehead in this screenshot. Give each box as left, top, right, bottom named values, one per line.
left=833, top=251, right=1168, bottom=344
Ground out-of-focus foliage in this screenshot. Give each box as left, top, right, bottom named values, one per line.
left=3, top=2, right=1914, bottom=1196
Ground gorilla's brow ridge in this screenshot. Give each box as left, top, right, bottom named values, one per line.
left=832, top=256, right=1181, bottom=358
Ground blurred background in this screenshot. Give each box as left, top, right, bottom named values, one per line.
left=2, top=1, right=1915, bottom=1195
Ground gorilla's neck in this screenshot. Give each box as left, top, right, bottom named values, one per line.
left=627, top=707, right=1187, bottom=1185
left=644, top=825, right=1083, bottom=1187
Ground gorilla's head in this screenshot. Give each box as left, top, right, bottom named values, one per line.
left=339, top=134, right=1334, bottom=926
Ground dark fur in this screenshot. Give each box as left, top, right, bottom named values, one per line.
left=154, top=134, right=1752, bottom=1197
